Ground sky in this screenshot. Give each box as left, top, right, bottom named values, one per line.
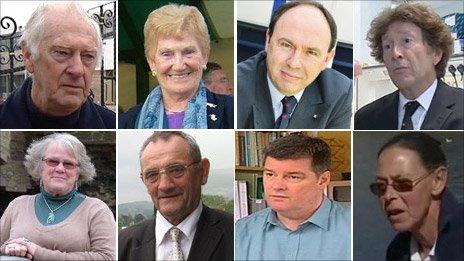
left=117, top=130, right=235, bottom=204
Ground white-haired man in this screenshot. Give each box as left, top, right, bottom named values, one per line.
left=0, top=2, right=115, bottom=129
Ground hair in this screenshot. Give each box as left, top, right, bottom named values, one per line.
left=268, top=0, right=337, bottom=52
left=19, top=2, right=102, bottom=61
left=202, top=62, right=223, bottom=84
left=377, top=132, right=447, bottom=172
left=23, top=133, right=96, bottom=186
left=144, top=4, right=210, bottom=63
left=366, top=3, right=453, bottom=78
left=264, top=134, right=331, bottom=175
left=139, top=131, right=202, bottom=165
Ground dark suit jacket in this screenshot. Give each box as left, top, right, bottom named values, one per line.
left=354, top=80, right=464, bottom=130
left=118, top=205, right=234, bottom=261
left=0, top=77, right=115, bottom=129
left=386, top=190, right=464, bottom=261
left=237, top=51, right=352, bottom=129
left=118, top=89, right=233, bottom=129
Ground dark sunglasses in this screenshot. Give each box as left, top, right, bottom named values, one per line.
left=369, top=173, right=432, bottom=196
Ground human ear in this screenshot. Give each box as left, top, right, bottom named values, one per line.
left=431, top=166, right=447, bottom=197
left=318, top=170, right=331, bottom=188
left=199, top=158, right=210, bottom=185
left=22, top=43, right=35, bottom=74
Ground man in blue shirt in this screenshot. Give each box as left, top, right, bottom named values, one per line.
left=235, top=134, right=351, bottom=260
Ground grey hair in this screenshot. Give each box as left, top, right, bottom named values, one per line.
left=139, top=131, right=202, bottom=168
left=24, top=133, right=96, bottom=185
left=19, top=1, right=103, bottom=61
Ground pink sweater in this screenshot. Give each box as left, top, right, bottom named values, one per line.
left=0, top=195, right=115, bottom=260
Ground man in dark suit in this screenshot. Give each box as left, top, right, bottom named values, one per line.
left=355, top=3, right=464, bottom=130
left=118, top=132, right=233, bottom=260
left=370, top=132, right=464, bottom=260
left=237, top=1, right=352, bottom=129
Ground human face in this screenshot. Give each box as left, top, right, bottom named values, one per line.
left=149, top=33, right=208, bottom=97
left=24, top=14, right=99, bottom=116
left=140, top=136, right=209, bottom=225
left=263, top=157, right=329, bottom=221
left=206, top=69, right=232, bottom=95
left=41, top=143, right=79, bottom=196
left=265, top=5, right=335, bottom=96
left=381, top=22, right=442, bottom=98
left=376, top=146, right=435, bottom=233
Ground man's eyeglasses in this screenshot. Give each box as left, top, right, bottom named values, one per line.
left=369, top=173, right=432, bottom=196
left=42, top=158, right=79, bottom=170
left=141, top=161, right=199, bottom=183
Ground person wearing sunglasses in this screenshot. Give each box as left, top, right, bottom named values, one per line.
left=118, top=131, right=233, bottom=260
left=371, top=132, right=463, bottom=260
left=0, top=133, right=116, bottom=260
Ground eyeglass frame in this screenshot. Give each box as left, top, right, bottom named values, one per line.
left=140, top=161, right=200, bottom=183
left=369, top=171, right=434, bottom=196
left=42, top=157, right=79, bottom=170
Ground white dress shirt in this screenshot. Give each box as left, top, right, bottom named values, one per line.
left=410, top=236, right=436, bottom=261
left=267, top=75, right=304, bottom=121
left=397, top=79, right=437, bottom=130
left=155, top=203, right=203, bottom=260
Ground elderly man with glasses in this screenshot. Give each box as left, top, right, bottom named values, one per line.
left=118, top=131, right=233, bottom=261
left=370, top=132, right=463, bottom=261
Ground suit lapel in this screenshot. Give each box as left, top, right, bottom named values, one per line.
left=131, top=219, right=156, bottom=260
left=206, top=93, right=224, bottom=129
left=287, top=81, right=325, bottom=128
left=421, top=81, right=453, bottom=130
left=188, top=206, right=223, bottom=260
left=252, top=58, right=276, bottom=128
left=378, top=92, right=399, bottom=129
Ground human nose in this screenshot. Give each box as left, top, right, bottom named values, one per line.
left=53, top=162, right=67, bottom=172
left=66, top=53, right=85, bottom=77
left=270, top=176, right=287, bottom=191
left=157, top=172, right=176, bottom=190
left=382, top=183, right=397, bottom=202
left=391, top=44, right=403, bottom=60
left=286, top=49, right=302, bottom=69
left=172, top=53, right=186, bottom=70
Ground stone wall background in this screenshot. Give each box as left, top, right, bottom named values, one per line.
left=0, top=131, right=116, bottom=217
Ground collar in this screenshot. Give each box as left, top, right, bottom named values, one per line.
left=265, top=196, right=331, bottom=231
left=399, top=79, right=437, bottom=112
left=155, top=202, right=203, bottom=247
left=410, top=235, right=436, bottom=261
left=267, top=74, right=304, bottom=120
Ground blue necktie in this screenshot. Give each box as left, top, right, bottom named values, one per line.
left=401, top=101, right=420, bottom=130
left=275, top=96, right=297, bottom=129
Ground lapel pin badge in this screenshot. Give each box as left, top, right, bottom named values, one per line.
left=207, top=102, right=217, bottom=108
left=209, top=114, right=217, bottom=121
left=313, top=114, right=318, bottom=119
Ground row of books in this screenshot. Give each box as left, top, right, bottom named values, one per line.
left=235, top=132, right=289, bottom=167
left=234, top=178, right=267, bottom=222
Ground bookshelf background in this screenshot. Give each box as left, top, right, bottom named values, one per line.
left=234, top=131, right=352, bottom=221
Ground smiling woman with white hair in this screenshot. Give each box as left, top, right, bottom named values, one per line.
left=0, top=133, right=115, bottom=260
left=119, top=3, right=233, bottom=129
left=0, top=2, right=115, bottom=129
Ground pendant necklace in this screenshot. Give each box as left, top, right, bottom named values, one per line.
left=42, top=193, right=74, bottom=224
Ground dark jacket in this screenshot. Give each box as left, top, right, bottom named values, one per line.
left=118, top=205, right=234, bottom=261
left=354, top=80, right=464, bottom=130
left=386, top=190, right=464, bottom=260
left=118, top=89, right=233, bottom=129
left=237, top=51, right=352, bottom=129
left=0, top=77, right=115, bottom=129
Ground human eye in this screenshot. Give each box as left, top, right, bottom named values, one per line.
left=305, top=49, right=319, bottom=57
left=279, top=41, right=292, bottom=49
left=382, top=43, right=391, bottom=51
left=403, top=37, right=414, bottom=47
left=287, top=174, right=303, bottom=182
left=159, top=50, right=173, bottom=58
left=263, top=171, right=275, bottom=178
left=82, top=53, right=96, bottom=65
left=144, top=170, right=159, bottom=181
left=46, top=159, right=60, bottom=166
left=52, top=49, right=71, bottom=60
left=167, top=164, right=186, bottom=177
left=63, top=161, right=77, bottom=169
left=183, top=48, right=196, bottom=57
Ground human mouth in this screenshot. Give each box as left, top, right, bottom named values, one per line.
left=280, top=70, right=302, bottom=80
left=386, top=208, right=405, bottom=219
left=168, top=72, right=193, bottom=79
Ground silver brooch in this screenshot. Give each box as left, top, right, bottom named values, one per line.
left=209, top=114, right=217, bottom=121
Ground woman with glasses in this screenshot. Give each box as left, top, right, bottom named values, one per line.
left=0, top=133, right=115, bottom=260
left=370, top=132, right=463, bottom=261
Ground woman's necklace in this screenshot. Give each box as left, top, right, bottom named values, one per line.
left=42, top=193, right=74, bottom=224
